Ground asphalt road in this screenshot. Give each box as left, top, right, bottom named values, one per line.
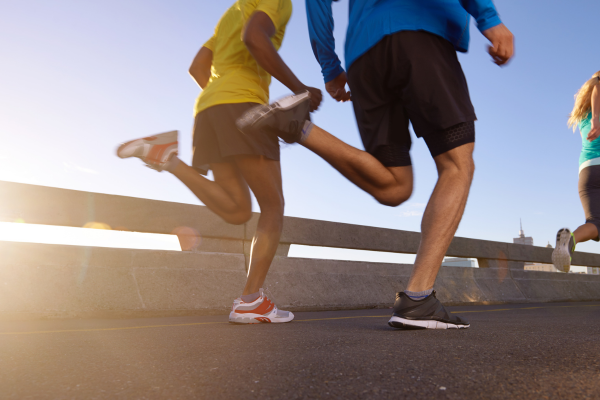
left=2, top=302, right=600, bottom=400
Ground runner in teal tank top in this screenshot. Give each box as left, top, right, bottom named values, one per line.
left=552, top=71, right=600, bottom=273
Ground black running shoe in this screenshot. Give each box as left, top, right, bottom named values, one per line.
left=236, top=92, right=311, bottom=144
left=388, top=291, right=470, bottom=330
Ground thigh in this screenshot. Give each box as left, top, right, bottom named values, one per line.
left=579, top=166, right=600, bottom=224
left=232, top=155, right=283, bottom=211
left=394, top=31, right=476, bottom=137
left=210, top=162, right=252, bottom=210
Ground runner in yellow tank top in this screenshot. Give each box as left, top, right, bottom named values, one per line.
left=116, top=0, right=322, bottom=325
left=195, top=0, right=292, bottom=115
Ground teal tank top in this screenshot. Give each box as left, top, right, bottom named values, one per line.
left=579, top=112, right=600, bottom=166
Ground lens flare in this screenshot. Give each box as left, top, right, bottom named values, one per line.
left=83, top=222, right=112, bottom=230
left=172, top=226, right=202, bottom=251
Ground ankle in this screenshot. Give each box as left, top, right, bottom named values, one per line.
left=165, top=155, right=181, bottom=173
left=241, top=291, right=261, bottom=303
left=405, top=288, right=433, bottom=300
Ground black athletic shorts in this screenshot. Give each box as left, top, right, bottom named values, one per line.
left=347, top=31, right=477, bottom=166
left=192, top=103, right=280, bottom=175
left=579, top=165, right=600, bottom=241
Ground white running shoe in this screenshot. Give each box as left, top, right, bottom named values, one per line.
left=236, top=91, right=311, bottom=143
left=552, top=228, right=575, bottom=273
left=116, top=130, right=178, bottom=172
left=229, top=288, right=294, bottom=324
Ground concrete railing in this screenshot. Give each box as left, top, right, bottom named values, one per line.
left=1, top=180, right=600, bottom=320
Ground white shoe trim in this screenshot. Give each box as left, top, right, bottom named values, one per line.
left=229, top=310, right=294, bottom=324
left=238, top=92, right=310, bottom=131
left=388, top=316, right=469, bottom=330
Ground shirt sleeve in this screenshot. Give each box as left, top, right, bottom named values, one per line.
left=203, top=22, right=218, bottom=51
left=459, top=0, right=502, bottom=32
left=203, top=35, right=216, bottom=51
left=255, top=0, right=292, bottom=32
left=306, top=0, right=345, bottom=83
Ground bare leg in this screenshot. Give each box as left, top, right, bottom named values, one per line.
left=232, top=156, right=285, bottom=295
left=302, top=125, right=413, bottom=207
left=573, top=223, right=599, bottom=244
left=170, top=160, right=252, bottom=225
left=407, top=143, right=475, bottom=292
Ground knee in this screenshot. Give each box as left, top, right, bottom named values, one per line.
left=223, top=209, right=252, bottom=225
left=374, top=186, right=413, bottom=207
left=440, top=156, right=475, bottom=183
left=258, top=196, right=285, bottom=226
left=460, top=158, right=475, bottom=181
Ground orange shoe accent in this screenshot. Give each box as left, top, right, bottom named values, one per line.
left=146, top=142, right=175, bottom=164
left=254, top=317, right=271, bottom=323
left=235, top=298, right=275, bottom=315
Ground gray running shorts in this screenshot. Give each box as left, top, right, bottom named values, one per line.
left=192, top=103, right=280, bottom=175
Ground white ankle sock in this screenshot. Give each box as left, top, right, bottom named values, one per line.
left=241, top=291, right=260, bottom=303
left=299, top=120, right=314, bottom=144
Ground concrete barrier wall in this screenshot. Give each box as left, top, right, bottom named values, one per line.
left=4, top=181, right=600, bottom=267
left=3, top=181, right=600, bottom=320
left=2, top=241, right=600, bottom=320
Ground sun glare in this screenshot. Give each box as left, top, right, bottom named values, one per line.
left=288, top=244, right=417, bottom=264
left=0, top=222, right=181, bottom=251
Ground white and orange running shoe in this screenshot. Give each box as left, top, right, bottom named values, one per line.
left=229, top=289, right=294, bottom=324
left=116, top=130, right=178, bottom=172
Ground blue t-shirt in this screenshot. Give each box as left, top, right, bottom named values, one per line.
left=580, top=112, right=600, bottom=166
left=306, top=0, right=502, bottom=83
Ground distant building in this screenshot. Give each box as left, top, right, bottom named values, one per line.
left=587, top=267, right=600, bottom=275
left=442, top=257, right=476, bottom=268
left=514, top=219, right=533, bottom=246
left=525, top=263, right=560, bottom=273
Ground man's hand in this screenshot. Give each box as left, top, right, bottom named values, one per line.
left=298, top=86, right=323, bottom=112
left=325, top=72, right=351, bottom=102
left=482, top=23, right=514, bottom=66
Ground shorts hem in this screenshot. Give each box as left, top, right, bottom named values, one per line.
left=426, top=120, right=476, bottom=158
left=192, top=153, right=280, bottom=175
left=584, top=220, right=600, bottom=242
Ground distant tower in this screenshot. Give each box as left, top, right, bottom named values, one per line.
left=513, top=219, right=534, bottom=246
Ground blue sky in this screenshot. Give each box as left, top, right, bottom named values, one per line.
left=1, top=0, right=599, bottom=254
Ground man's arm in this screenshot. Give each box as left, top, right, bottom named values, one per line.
left=587, top=82, right=600, bottom=141
left=189, top=46, right=213, bottom=89
left=243, top=11, right=322, bottom=111
left=306, top=0, right=349, bottom=102
left=460, top=0, right=514, bottom=66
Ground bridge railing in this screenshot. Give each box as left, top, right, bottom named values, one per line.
left=2, top=180, right=600, bottom=269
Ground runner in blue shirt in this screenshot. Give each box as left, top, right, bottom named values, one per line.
left=238, top=0, right=514, bottom=329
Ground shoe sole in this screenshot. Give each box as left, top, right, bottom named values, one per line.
left=116, top=131, right=179, bottom=159
left=388, top=316, right=470, bottom=330
left=237, top=92, right=310, bottom=132
left=552, top=229, right=571, bottom=273
left=116, top=140, right=139, bottom=159
left=229, top=312, right=294, bottom=324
